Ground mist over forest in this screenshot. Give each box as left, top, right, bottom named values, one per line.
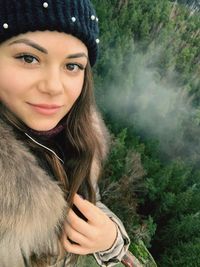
left=93, top=0, right=200, bottom=266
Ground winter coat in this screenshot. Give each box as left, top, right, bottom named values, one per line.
left=0, top=111, right=130, bottom=267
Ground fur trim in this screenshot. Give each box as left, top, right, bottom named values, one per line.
left=0, top=109, right=110, bottom=266
left=0, top=119, right=67, bottom=266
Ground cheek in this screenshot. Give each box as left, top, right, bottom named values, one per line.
left=0, top=71, right=15, bottom=99
left=0, top=69, right=29, bottom=97
left=67, top=76, right=84, bottom=102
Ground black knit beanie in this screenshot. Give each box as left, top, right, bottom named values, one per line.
left=0, top=0, right=99, bottom=66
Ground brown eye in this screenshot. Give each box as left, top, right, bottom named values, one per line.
left=66, top=63, right=84, bottom=72
left=15, top=54, right=39, bottom=64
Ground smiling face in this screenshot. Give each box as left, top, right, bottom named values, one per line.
left=0, top=31, right=88, bottom=131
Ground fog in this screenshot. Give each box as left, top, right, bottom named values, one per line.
left=99, top=48, right=200, bottom=162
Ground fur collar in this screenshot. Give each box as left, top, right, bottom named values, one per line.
left=0, top=118, right=66, bottom=266
left=0, top=109, right=109, bottom=266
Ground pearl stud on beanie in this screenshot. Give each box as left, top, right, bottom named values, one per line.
left=0, top=0, right=99, bottom=66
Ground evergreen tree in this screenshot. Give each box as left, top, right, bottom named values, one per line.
left=93, top=0, right=200, bottom=266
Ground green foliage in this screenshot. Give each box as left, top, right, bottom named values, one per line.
left=99, top=129, right=157, bottom=266
left=105, top=129, right=128, bottom=182
left=131, top=239, right=157, bottom=267
left=159, top=238, right=200, bottom=267
left=93, top=0, right=200, bottom=266
left=100, top=129, right=145, bottom=237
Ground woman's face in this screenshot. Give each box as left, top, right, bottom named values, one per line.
left=0, top=31, right=88, bottom=131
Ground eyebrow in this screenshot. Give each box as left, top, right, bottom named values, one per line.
left=67, top=53, right=88, bottom=59
left=8, top=38, right=88, bottom=59
left=9, top=39, right=48, bottom=54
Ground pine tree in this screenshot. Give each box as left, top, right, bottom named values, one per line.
left=92, top=0, right=200, bottom=266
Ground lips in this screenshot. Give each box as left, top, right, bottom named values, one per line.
left=28, top=103, right=63, bottom=115
left=30, top=103, right=62, bottom=109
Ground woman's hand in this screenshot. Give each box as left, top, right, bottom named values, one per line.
left=61, top=193, right=117, bottom=255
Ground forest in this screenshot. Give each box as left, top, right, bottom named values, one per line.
left=92, top=0, right=200, bottom=266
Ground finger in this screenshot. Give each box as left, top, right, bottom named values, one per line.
left=67, top=208, right=91, bottom=237
left=61, top=235, right=91, bottom=255
left=73, top=194, right=102, bottom=223
left=63, top=221, right=88, bottom=246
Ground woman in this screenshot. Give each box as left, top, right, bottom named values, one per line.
left=0, top=0, right=130, bottom=266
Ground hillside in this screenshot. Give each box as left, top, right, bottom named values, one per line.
left=93, top=0, right=200, bottom=266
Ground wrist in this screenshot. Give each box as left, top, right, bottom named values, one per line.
left=105, top=219, right=118, bottom=251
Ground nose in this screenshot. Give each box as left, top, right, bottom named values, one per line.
left=37, top=67, right=64, bottom=96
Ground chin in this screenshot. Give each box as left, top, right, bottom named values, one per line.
left=28, top=122, right=58, bottom=132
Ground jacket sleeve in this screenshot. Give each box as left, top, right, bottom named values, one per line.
left=93, top=186, right=130, bottom=267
